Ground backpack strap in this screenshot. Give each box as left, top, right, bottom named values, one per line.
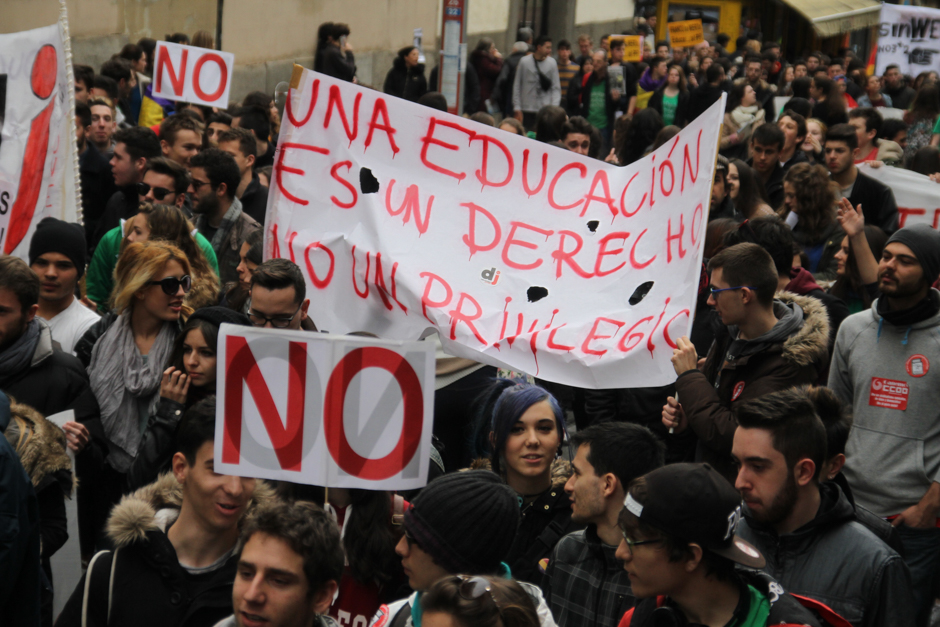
left=389, top=602, right=411, bottom=627
left=82, top=551, right=109, bottom=627
left=521, top=501, right=572, bottom=567
left=108, top=548, right=119, bottom=622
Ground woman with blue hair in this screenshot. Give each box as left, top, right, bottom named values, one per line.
left=471, top=381, right=581, bottom=584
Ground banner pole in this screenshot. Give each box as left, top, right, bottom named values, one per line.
left=59, top=0, right=83, bottom=225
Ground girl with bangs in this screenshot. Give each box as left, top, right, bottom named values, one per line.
left=75, top=241, right=193, bottom=549
left=471, top=381, right=581, bottom=584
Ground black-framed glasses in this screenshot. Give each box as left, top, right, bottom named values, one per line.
left=403, top=529, right=421, bottom=549
left=190, top=179, right=212, bottom=192
left=709, top=285, right=755, bottom=297
left=455, top=575, right=501, bottom=611
left=619, top=528, right=664, bottom=553
left=136, top=182, right=173, bottom=201
left=147, top=275, right=192, bottom=295
left=247, top=300, right=302, bottom=328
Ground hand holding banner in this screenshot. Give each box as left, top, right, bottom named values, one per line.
left=266, top=66, right=724, bottom=389
left=215, top=326, right=436, bottom=489
left=152, top=41, right=235, bottom=108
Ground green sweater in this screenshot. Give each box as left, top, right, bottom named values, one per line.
left=86, top=226, right=219, bottom=309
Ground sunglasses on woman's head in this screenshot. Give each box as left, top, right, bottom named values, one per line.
left=136, top=182, right=173, bottom=201
left=147, top=275, right=192, bottom=295
left=455, top=575, right=501, bottom=610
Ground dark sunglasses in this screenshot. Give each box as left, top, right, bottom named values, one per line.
left=147, top=275, right=192, bottom=295
left=137, top=182, right=174, bottom=201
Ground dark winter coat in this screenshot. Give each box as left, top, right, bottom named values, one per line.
left=321, top=45, right=357, bottom=82
left=648, top=89, right=691, bottom=127
left=471, top=50, right=504, bottom=108
left=470, top=458, right=582, bottom=585
left=566, top=71, right=629, bottom=128
left=56, top=473, right=277, bottom=627
left=383, top=57, right=428, bottom=102
left=675, top=293, right=830, bottom=480
left=686, top=83, right=725, bottom=124
left=738, top=482, right=914, bottom=627
left=846, top=170, right=899, bottom=235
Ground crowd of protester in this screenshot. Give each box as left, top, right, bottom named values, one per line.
left=4, top=19, right=940, bottom=627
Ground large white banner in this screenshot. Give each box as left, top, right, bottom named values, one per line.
left=876, top=4, right=940, bottom=77
left=265, top=66, right=724, bottom=389
left=860, top=163, right=940, bottom=230
left=214, top=326, right=436, bottom=489
left=0, top=24, right=77, bottom=257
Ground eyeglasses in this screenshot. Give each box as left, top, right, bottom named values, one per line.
left=455, top=576, right=501, bottom=612
left=191, top=179, right=211, bottom=192
left=709, top=285, right=755, bottom=297
left=403, top=529, right=421, bottom=549
left=247, top=300, right=302, bottom=328
left=136, top=182, right=174, bottom=201
left=619, top=529, right=664, bottom=553
left=147, top=275, right=192, bottom=295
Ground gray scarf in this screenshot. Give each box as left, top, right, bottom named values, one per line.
left=88, top=314, right=177, bottom=472
left=196, top=197, right=243, bottom=255
left=0, top=318, right=41, bottom=378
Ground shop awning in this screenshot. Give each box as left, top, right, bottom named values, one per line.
left=778, top=0, right=882, bottom=38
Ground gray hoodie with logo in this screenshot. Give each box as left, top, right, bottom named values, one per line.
left=828, top=290, right=940, bottom=517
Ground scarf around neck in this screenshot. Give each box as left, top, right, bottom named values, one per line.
left=88, top=313, right=177, bottom=472
left=0, top=318, right=41, bottom=378
left=877, top=290, right=940, bottom=327
left=731, top=104, right=760, bottom=127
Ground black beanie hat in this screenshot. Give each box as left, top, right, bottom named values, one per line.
left=28, top=218, right=87, bottom=279
left=188, top=306, right=251, bottom=328
left=404, top=470, right=519, bottom=575
left=886, top=224, right=940, bottom=285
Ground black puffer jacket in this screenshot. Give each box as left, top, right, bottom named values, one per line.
left=737, top=482, right=914, bottom=627
left=383, top=57, right=427, bottom=102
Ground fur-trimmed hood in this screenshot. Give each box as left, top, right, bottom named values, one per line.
left=469, top=457, right=572, bottom=489
left=773, top=291, right=831, bottom=368
left=4, top=399, right=73, bottom=496
left=106, top=472, right=277, bottom=549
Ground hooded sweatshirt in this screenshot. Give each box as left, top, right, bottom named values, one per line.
left=828, top=289, right=940, bottom=517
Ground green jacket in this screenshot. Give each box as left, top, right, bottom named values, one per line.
left=86, top=226, right=219, bottom=309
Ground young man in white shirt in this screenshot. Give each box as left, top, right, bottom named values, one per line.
left=28, top=218, right=99, bottom=354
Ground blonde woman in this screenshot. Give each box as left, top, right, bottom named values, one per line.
left=75, top=241, right=192, bottom=547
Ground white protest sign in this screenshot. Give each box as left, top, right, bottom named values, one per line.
left=876, top=5, right=940, bottom=77
left=265, top=67, right=724, bottom=389
left=45, top=410, right=81, bottom=617
left=859, top=163, right=940, bottom=230
left=214, top=325, right=436, bottom=489
left=0, top=24, right=78, bottom=258
left=152, top=41, right=235, bottom=108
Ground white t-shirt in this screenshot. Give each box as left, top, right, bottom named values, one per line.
left=42, top=298, right=100, bottom=355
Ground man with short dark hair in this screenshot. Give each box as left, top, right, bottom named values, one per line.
left=849, top=108, right=903, bottom=166
left=100, top=57, right=136, bottom=126
left=248, top=259, right=314, bottom=332
left=724, top=215, right=848, bottom=348
left=57, top=397, right=263, bottom=627
left=662, top=243, right=830, bottom=480
left=92, top=75, right=119, bottom=103
left=825, top=123, right=899, bottom=234
left=73, top=64, right=94, bottom=104
left=80, top=98, right=119, bottom=248
left=206, top=111, right=233, bottom=147
left=881, top=118, right=909, bottom=152
left=735, top=54, right=776, bottom=122
left=217, top=128, right=269, bottom=224
left=777, top=109, right=809, bottom=173
left=616, top=463, right=823, bottom=627
left=512, top=35, right=561, bottom=130
left=160, top=114, right=204, bottom=168
left=28, top=218, right=98, bottom=354
left=561, top=116, right=595, bottom=156
left=748, top=123, right=786, bottom=208
left=373, top=471, right=555, bottom=627
left=829, top=224, right=940, bottom=626
left=216, top=500, right=344, bottom=627
left=709, top=156, right=738, bottom=221
left=93, top=126, right=162, bottom=245
left=191, top=148, right=261, bottom=285
left=233, top=106, right=274, bottom=169
left=883, top=65, right=915, bottom=111
left=543, top=423, right=665, bottom=627
left=733, top=388, right=914, bottom=627
left=556, top=39, right=580, bottom=105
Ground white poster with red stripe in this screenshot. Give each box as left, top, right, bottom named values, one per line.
left=214, top=325, right=436, bottom=489
left=0, top=23, right=78, bottom=258
left=264, top=65, right=725, bottom=389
